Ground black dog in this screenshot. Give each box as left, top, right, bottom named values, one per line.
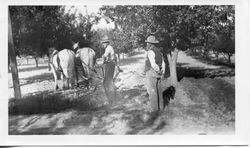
left=162, top=86, right=176, bottom=107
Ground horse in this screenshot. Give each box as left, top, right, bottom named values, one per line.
left=49, top=48, right=76, bottom=90
left=75, top=46, right=96, bottom=88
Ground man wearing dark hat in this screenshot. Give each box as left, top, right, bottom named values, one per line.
left=145, top=35, right=166, bottom=112
left=101, top=36, right=116, bottom=104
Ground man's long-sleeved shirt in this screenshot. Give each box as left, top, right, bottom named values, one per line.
left=102, top=45, right=115, bottom=62
left=147, top=48, right=165, bottom=74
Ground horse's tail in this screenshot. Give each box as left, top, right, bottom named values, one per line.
left=57, top=49, right=75, bottom=78
left=49, top=50, right=61, bottom=72
left=87, top=48, right=96, bottom=69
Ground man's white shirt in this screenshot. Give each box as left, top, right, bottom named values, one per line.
left=147, top=50, right=166, bottom=74
left=102, top=45, right=115, bottom=61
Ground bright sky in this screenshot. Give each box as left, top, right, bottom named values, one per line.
left=64, top=5, right=115, bottom=30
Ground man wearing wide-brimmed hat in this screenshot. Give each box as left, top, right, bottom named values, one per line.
left=145, top=35, right=166, bottom=112
left=101, top=36, right=116, bottom=104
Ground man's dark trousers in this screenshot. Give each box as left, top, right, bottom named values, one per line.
left=103, top=61, right=116, bottom=104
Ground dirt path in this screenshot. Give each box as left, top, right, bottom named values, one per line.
left=9, top=49, right=235, bottom=135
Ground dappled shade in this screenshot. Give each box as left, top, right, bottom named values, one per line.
left=177, top=64, right=235, bottom=81
left=9, top=89, right=105, bottom=115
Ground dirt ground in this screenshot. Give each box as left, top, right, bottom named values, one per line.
left=8, top=49, right=235, bottom=135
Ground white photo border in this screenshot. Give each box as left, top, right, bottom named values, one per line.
left=0, top=0, right=249, bottom=146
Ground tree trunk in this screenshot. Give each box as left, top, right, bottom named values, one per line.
left=8, top=57, right=11, bottom=73
left=8, top=10, right=21, bottom=99
left=167, top=48, right=179, bottom=86
left=117, top=50, right=120, bottom=61
left=204, top=47, right=209, bottom=58
left=48, top=56, right=51, bottom=70
left=114, top=22, right=118, bottom=30
left=26, top=58, right=29, bottom=65
left=34, top=57, right=39, bottom=68
left=228, top=54, right=231, bottom=64
left=215, top=51, right=219, bottom=60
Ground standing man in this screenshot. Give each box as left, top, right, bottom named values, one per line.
left=145, top=35, right=166, bottom=112
left=101, top=36, right=116, bottom=104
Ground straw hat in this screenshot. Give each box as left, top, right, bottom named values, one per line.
left=145, top=35, right=159, bottom=44
left=101, top=36, right=110, bottom=43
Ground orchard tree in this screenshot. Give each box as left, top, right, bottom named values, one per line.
left=101, top=5, right=193, bottom=85
left=101, top=5, right=235, bottom=85
left=213, top=6, right=235, bottom=64
left=8, top=10, right=21, bottom=99
left=150, top=6, right=194, bottom=84
left=100, top=6, right=149, bottom=49
left=185, top=5, right=235, bottom=63
left=10, top=6, right=99, bottom=67
left=9, top=6, right=63, bottom=67
left=60, top=7, right=99, bottom=48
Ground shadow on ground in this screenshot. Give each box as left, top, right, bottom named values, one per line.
left=9, top=86, right=148, bottom=116
left=186, top=51, right=235, bottom=68
left=9, top=73, right=54, bottom=89
left=177, top=63, right=235, bottom=81
left=9, top=86, right=169, bottom=135
left=181, top=77, right=235, bottom=114
left=23, top=73, right=54, bottom=86
left=9, top=89, right=105, bottom=115
left=124, top=109, right=166, bottom=134
left=18, top=65, right=49, bottom=73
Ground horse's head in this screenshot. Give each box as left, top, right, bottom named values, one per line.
left=48, top=47, right=58, bottom=56
left=73, top=42, right=79, bottom=51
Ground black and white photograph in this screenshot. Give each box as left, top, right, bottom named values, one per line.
left=1, top=0, right=249, bottom=146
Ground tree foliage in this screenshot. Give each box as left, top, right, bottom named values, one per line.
left=100, top=5, right=234, bottom=56
left=10, top=6, right=62, bottom=57
left=90, top=28, right=134, bottom=58
left=9, top=6, right=99, bottom=58
left=100, top=5, right=235, bottom=83
left=100, top=6, right=149, bottom=50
